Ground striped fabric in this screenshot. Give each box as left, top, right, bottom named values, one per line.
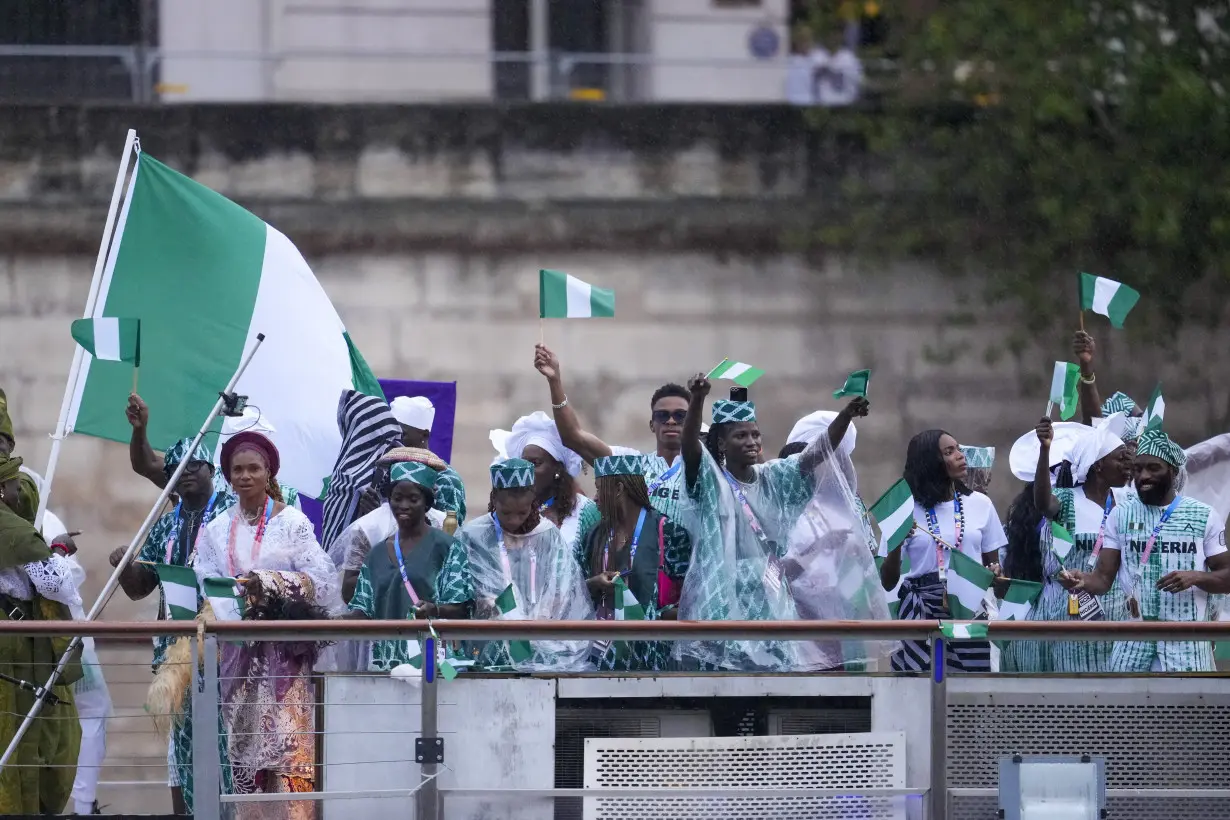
left=320, top=390, right=403, bottom=554
left=890, top=575, right=991, bottom=673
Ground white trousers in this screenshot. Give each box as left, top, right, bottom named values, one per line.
left=71, top=638, right=112, bottom=813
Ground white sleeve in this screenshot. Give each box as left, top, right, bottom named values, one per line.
left=22, top=555, right=82, bottom=609
left=289, top=513, right=344, bottom=614
left=1203, top=511, right=1227, bottom=559
left=192, top=519, right=226, bottom=586
left=979, top=496, right=1008, bottom=554
left=1101, top=508, right=1123, bottom=551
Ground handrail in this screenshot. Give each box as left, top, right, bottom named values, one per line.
left=6, top=618, right=1230, bottom=641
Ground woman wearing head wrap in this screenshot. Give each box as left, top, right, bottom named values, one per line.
left=0, top=454, right=82, bottom=815
left=999, top=418, right=1133, bottom=673
left=579, top=454, right=691, bottom=671
left=879, top=430, right=1008, bottom=673
left=1072, top=429, right=1230, bottom=672
left=491, top=411, right=599, bottom=559
left=192, top=432, right=340, bottom=818
left=677, top=374, right=868, bottom=671
left=345, top=463, right=469, bottom=670
left=446, top=459, right=592, bottom=670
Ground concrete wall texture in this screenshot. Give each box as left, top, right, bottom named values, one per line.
left=0, top=103, right=1223, bottom=813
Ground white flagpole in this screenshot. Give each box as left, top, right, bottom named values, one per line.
left=0, top=333, right=268, bottom=774
left=34, top=129, right=139, bottom=530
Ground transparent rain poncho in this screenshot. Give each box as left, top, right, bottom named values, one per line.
left=676, top=427, right=890, bottom=671
left=458, top=513, right=595, bottom=671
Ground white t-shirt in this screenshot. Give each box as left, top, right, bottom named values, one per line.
left=902, top=491, right=1007, bottom=578
left=1101, top=501, right=1226, bottom=560
left=812, top=47, right=863, bottom=107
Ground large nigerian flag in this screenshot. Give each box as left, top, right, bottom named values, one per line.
left=65, top=152, right=381, bottom=498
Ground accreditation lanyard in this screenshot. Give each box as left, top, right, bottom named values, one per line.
left=1133, top=496, right=1183, bottom=587
left=494, top=515, right=537, bottom=607
left=602, top=508, right=648, bottom=573
left=226, top=498, right=273, bottom=576
left=647, top=462, right=681, bottom=495
left=1087, top=493, right=1116, bottom=565
left=393, top=531, right=422, bottom=607
left=925, top=493, right=963, bottom=576
left=722, top=470, right=783, bottom=592
left=166, top=493, right=218, bottom=564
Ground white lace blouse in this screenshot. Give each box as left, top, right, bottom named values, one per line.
left=193, top=504, right=343, bottom=615
left=0, top=554, right=81, bottom=609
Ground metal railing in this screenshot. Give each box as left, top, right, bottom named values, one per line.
left=2, top=618, right=1227, bottom=820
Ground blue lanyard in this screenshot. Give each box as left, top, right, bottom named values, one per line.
left=540, top=497, right=554, bottom=511
left=1137, top=496, right=1183, bottom=570
left=603, top=508, right=648, bottom=573
left=493, top=514, right=538, bottom=605
left=647, top=462, right=681, bottom=494
left=722, top=471, right=774, bottom=551
left=925, top=492, right=963, bottom=574
left=392, top=531, right=423, bottom=606
left=166, top=492, right=218, bottom=564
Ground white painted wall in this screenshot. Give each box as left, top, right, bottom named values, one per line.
left=158, top=0, right=269, bottom=101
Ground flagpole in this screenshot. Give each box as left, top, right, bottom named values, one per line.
left=0, top=333, right=267, bottom=775
left=34, top=129, right=139, bottom=530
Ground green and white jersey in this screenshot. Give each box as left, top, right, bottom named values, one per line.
left=610, top=446, right=685, bottom=522
left=1103, top=496, right=1227, bottom=622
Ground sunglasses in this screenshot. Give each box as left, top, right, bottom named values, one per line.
left=652, top=410, right=688, bottom=424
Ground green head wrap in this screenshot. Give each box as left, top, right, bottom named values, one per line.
left=1136, top=429, right=1186, bottom=468
left=162, top=437, right=214, bottom=481
left=594, top=454, right=645, bottom=478
left=711, top=400, right=757, bottom=424
left=390, top=461, right=441, bottom=490
left=490, top=458, right=535, bottom=490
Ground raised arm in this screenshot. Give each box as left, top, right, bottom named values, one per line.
left=126, top=393, right=167, bottom=489
left=1032, top=418, right=1062, bottom=520
left=534, top=344, right=612, bottom=463
left=682, top=373, right=710, bottom=488
left=1074, top=331, right=1103, bottom=426
left=800, top=397, right=869, bottom=474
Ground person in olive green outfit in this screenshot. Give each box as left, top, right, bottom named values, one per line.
left=346, top=462, right=470, bottom=670
left=0, top=453, right=82, bottom=815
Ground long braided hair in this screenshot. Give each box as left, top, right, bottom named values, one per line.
left=704, top=423, right=731, bottom=468
left=592, top=474, right=653, bottom=575
left=538, top=457, right=581, bottom=520
left=265, top=475, right=284, bottom=504
left=1003, top=482, right=1045, bottom=583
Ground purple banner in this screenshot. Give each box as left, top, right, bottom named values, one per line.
left=300, top=379, right=458, bottom=543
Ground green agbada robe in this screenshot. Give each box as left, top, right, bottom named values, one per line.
left=0, top=486, right=81, bottom=814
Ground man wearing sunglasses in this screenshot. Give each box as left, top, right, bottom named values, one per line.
left=533, top=344, right=691, bottom=522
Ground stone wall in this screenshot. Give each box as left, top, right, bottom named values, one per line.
left=0, top=102, right=1225, bottom=813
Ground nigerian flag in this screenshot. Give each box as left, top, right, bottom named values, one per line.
left=1142, top=383, right=1165, bottom=432
left=833, top=369, right=871, bottom=400
left=1049, top=362, right=1081, bottom=421
left=707, top=358, right=765, bottom=387
left=869, top=479, right=914, bottom=557
left=613, top=575, right=645, bottom=620
left=539, top=269, right=615, bottom=318
left=946, top=549, right=994, bottom=620
left=998, top=579, right=1044, bottom=621
left=495, top=583, right=533, bottom=663
left=155, top=564, right=199, bottom=620
left=65, top=151, right=382, bottom=499
left=70, top=317, right=141, bottom=364
left=201, top=577, right=246, bottom=622
left=1079, top=272, right=1139, bottom=328
left=1051, top=521, right=1076, bottom=562
left=940, top=622, right=989, bottom=640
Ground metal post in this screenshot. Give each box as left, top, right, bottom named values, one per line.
left=529, top=0, right=550, bottom=101
left=192, top=634, right=222, bottom=820
left=417, top=633, right=441, bottom=820
left=929, top=637, right=947, bottom=820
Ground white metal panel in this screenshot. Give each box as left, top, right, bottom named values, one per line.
left=582, top=731, right=907, bottom=819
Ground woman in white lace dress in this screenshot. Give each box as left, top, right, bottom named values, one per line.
left=193, top=433, right=339, bottom=820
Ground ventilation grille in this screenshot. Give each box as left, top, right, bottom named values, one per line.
left=768, top=708, right=873, bottom=736
left=948, top=693, right=1230, bottom=820
left=583, top=732, right=906, bottom=820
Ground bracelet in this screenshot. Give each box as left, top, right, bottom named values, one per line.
left=1079, top=373, right=1096, bottom=385
left=552, top=395, right=569, bottom=410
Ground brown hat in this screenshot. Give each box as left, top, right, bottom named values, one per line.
left=379, top=446, right=446, bottom=471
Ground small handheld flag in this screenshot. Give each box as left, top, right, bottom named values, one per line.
left=155, top=564, right=199, bottom=620
left=201, top=577, right=246, bottom=621
left=539, top=269, right=615, bottom=319
left=998, top=579, right=1044, bottom=621
left=1142, top=383, right=1165, bottom=432
left=495, top=583, right=534, bottom=663
left=945, top=549, right=995, bottom=620
left=869, top=479, right=914, bottom=557
left=1050, top=521, right=1076, bottom=562
left=833, top=369, right=871, bottom=400
left=613, top=576, right=646, bottom=621
left=707, top=359, right=765, bottom=387
left=940, top=622, right=989, bottom=640
left=1079, top=272, right=1139, bottom=329
left=1048, top=362, right=1081, bottom=420
left=70, top=317, right=141, bottom=365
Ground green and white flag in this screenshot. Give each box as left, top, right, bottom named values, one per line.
left=998, top=579, right=1044, bottom=621
left=869, top=479, right=914, bottom=557
left=613, top=575, right=645, bottom=620
left=940, top=622, right=989, bottom=640
left=1142, top=383, right=1165, bottom=432
left=1050, top=521, right=1076, bottom=562
left=946, top=549, right=994, bottom=620
left=155, top=564, right=199, bottom=620
left=405, top=638, right=460, bottom=681
left=201, top=577, right=246, bottom=622
left=495, top=583, right=533, bottom=663
left=1049, top=362, right=1081, bottom=421
left=1079, top=272, right=1140, bottom=328
left=65, top=151, right=383, bottom=499
left=833, top=369, right=871, bottom=400
left=539, top=269, right=615, bottom=319
left=707, top=358, right=765, bottom=387
left=70, top=317, right=141, bottom=364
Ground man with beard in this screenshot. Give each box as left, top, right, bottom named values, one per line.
left=1073, top=429, right=1230, bottom=672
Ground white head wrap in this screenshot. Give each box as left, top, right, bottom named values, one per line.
left=1068, top=421, right=1126, bottom=485
left=390, top=396, right=435, bottom=431
left=786, top=410, right=856, bottom=457
left=1009, top=421, right=1090, bottom=483
left=491, top=411, right=583, bottom=477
